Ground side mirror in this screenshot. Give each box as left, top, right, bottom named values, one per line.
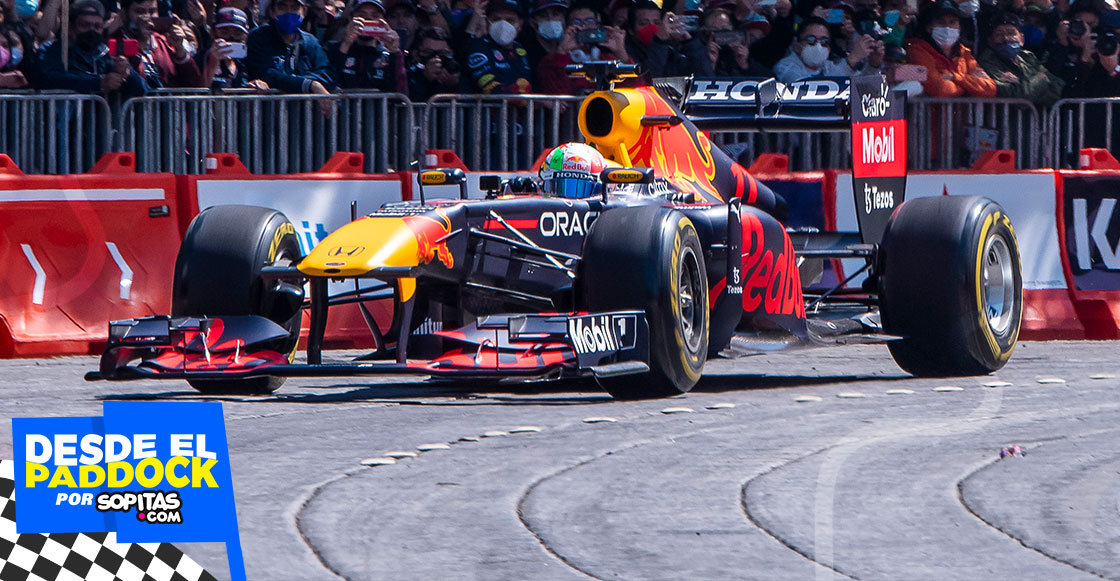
left=755, top=78, right=779, bottom=113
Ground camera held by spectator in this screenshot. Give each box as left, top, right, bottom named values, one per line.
left=407, top=26, right=459, bottom=101
left=205, top=7, right=269, bottom=91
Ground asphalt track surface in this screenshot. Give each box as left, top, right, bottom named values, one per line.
left=1, top=341, right=1118, bottom=581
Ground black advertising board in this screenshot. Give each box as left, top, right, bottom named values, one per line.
left=1063, top=175, right=1120, bottom=290
left=850, top=75, right=907, bottom=244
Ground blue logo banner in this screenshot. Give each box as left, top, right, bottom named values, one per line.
left=12, top=401, right=245, bottom=581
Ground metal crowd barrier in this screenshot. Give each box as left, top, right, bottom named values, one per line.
left=0, top=91, right=112, bottom=174
left=119, top=91, right=415, bottom=174
left=422, top=94, right=585, bottom=172
left=709, top=131, right=851, bottom=172
left=906, top=97, right=1041, bottom=170
left=1047, top=98, right=1120, bottom=168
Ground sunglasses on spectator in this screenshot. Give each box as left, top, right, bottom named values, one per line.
left=801, top=35, right=831, bottom=46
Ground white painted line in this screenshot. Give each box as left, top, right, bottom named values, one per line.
left=360, top=457, right=397, bottom=466
left=417, top=443, right=451, bottom=451
left=385, top=451, right=417, bottom=459
left=583, top=417, right=617, bottom=423
left=660, top=407, right=694, bottom=414
left=836, top=392, right=866, bottom=399
left=458, top=436, right=480, bottom=442
left=795, top=395, right=822, bottom=403
left=0, top=188, right=165, bottom=202
left=1089, top=373, right=1116, bottom=380
left=509, top=426, right=542, bottom=433
left=705, top=403, right=736, bottom=409
left=20, top=244, right=45, bottom=305
left=886, top=389, right=914, bottom=395
left=933, top=386, right=964, bottom=392
left=104, top=242, right=133, bottom=300
left=1037, top=377, right=1067, bottom=385
left=481, top=431, right=508, bottom=438
left=983, top=381, right=1013, bottom=388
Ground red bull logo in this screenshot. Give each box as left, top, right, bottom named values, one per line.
left=402, top=208, right=454, bottom=269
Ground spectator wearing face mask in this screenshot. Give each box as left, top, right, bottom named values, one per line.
left=774, top=17, right=858, bottom=82
left=326, top=0, right=406, bottom=91
left=463, top=0, right=532, bottom=94
left=203, top=7, right=268, bottom=90
left=36, top=0, right=146, bottom=95
left=537, top=2, right=628, bottom=94
left=978, top=11, right=1062, bottom=103
left=624, top=0, right=713, bottom=79
left=407, top=26, right=460, bottom=100
left=246, top=0, right=335, bottom=95
left=524, top=0, right=568, bottom=67
left=905, top=0, right=995, bottom=97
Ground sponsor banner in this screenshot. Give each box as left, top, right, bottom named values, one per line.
left=1061, top=175, right=1120, bottom=291
left=13, top=401, right=244, bottom=580
left=850, top=75, right=907, bottom=243
left=835, top=172, right=1067, bottom=290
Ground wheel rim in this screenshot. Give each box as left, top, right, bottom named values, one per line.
left=678, top=247, right=704, bottom=353
left=982, top=235, right=1015, bottom=336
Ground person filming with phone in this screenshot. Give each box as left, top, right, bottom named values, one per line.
left=37, top=0, right=147, bottom=96
left=112, top=0, right=202, bottom=88
left=204, top=8, right=268, bottom=90
left=538, top=2, right=629, bottom=94
left=326, top=0, right=406, bottom=91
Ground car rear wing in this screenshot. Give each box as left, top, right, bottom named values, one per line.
left=669, top=76, right=851, bottom=132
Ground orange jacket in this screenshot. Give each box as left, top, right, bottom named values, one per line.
left=905, top=38, right=996, bottom=98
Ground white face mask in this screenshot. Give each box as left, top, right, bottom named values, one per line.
left=489, top=20, right=518, bottom=45
left=537, top=19, right=563, bottom=40
left=800, top=43, right=830, bottom=67
left=931, top=26, right=960, bottom=47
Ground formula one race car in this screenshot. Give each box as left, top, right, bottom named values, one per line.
left=90, top=63, right=1023, bottom=399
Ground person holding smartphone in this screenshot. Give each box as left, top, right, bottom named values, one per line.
left=624, top=0, right=713, bottom=79
left=537, top=2, right=629, bottom=94
left=113, top=0, right=202, bottom=87
left=326, top=0, right=405, bottom=91
left=36, top=0, right=147, bottom=95
left=203, top=7, right=268, bottom=90
left=701, top=7, right=769, bottom=76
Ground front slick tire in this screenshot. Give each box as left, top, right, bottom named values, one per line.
left=583, top=206, right=708, bottom=399
left=879, top=196, right=1022, bottom=376
left=172, top=205, right=303, bottom=395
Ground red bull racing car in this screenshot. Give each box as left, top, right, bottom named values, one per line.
left=89, top=63, right=1023, bottom=399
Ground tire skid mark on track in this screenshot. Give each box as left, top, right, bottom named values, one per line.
left=293, top=469, right=364, bottom=581
left=738, top=445, right=859, bottom=580
left=956, top=433, right=1118, bottom=581
left=739, top=387, right=1005, bottom=579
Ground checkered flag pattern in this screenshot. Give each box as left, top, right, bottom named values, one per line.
left=0, top=460, right=218, bottom=581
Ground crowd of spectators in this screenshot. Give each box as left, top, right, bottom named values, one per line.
left=3, top=0, right=1120, bottom=103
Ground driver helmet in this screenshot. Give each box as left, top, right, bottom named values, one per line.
left=538, top=143, right=606, bottom=199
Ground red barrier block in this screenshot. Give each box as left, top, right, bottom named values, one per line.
left=0, top=155, right=181, bottom=357
left=425, top=149, right=469, bottom=171
left=1078, top=148, right=1120, bottom=170
left=748, top=154, right=790, bottom=175
left=970, top=150, right=1016, bottom=172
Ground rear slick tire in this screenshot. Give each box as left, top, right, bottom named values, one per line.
left=582, top=206, right=709, bottom=399
left=171, top=205, right=303, bottom=395
left=879, top=196, right=1022, bottom=376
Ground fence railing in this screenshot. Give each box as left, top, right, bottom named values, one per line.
left=119, top=91, right=414, bottom=174
left=422, top=94, right=585, bottom=172
left=0, top=92, right=112, bottom=174
left=1046, top=98, right=1120, bottom=168
left=906, top=97, right=1041, bottom=170
left=0, top=90, right=1112, bottom=174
